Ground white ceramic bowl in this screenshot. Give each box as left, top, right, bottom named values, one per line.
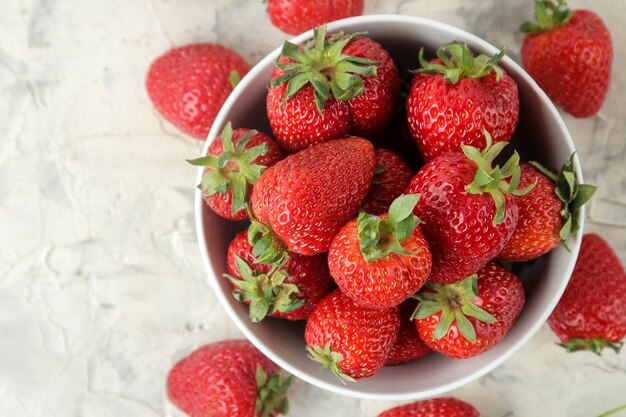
left=194, top=14, right=584, bottom=400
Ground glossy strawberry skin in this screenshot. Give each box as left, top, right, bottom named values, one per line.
left=328, top=216, right=432, bottom=309
left=385, top=300, right=431, bottom=366
left=227, top=230, right=334, bottom=320
left=363, top=149, right=414, bottom=215
left=251, top=137, right=375, bottom=255
left=498, top=163, right=563, bottom=261
left=166, top=340, right=279, bottom=417
left=378, top=397, right=480, bottom=417
left=205, top=129, right=283, bottom=220
left=267, top=38, right=399, bottom=153
left=407, top=63, right=519, bottom=162
left=305, top=289, right=401, bottom=380
left=268, top=0, right=364, bottom=35
left=415, top=263, right=525, bottom=359
left=521, top=10, right=612, bottom=118
left=404, top=152, right=519, bottom=283
left=146, top=44, right=250, bottom=139
left=548, top=234, right=626, bottom=344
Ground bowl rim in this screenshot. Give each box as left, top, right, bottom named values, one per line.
left=193, top=14, right=584, bottom=400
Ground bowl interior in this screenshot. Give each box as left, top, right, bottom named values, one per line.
left=195, top=15, right=583, bottom=400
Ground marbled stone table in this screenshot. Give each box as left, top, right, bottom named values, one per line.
left=1, top=1, right=624, bottom=416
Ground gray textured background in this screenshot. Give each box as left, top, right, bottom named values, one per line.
left=1, top=1, right=625, bottom=416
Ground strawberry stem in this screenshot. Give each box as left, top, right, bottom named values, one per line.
left=268, top=25, right=379, bottom=114
left=558, top=338, right=623, bottom=355
left=411, top=42, right=505, bottom=84
left=530, top=154, right=596, bottom=249
left=519, top=0, right=574, bottom=33
left=225, top=255, right=304, bottom=322
left=357, top=194, right=422, bottom=263
left=187, top=122, right=270, bottom=216
left=254, top=366, right=293, bottom=417
left=596, top=404, right=626, bottom=417
left=463, top=130, right=535, bottom=225
left=306, top=343, right=356, bottom=384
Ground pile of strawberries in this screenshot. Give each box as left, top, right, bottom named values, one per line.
left=183, top=17, right=602, bottom=381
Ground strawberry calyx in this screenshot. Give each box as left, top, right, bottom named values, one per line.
left=411, top=274, right=497, bottom=342
left=248, top=214, right=289, bottom=265
left=254, top=366, right=293, bottom=417
left=358, top=194, right=422, bottom=263
left=519, top=0, right=574, bottom=34
left=306, top=342, right=356, bottom=384
left=411, top=42, right=505, bottom=85
left=268, top=25, right=379, bottom=114
left=463, top=130, right=535, bottom=225
left=225, top=255, right=304, bottom=322
left=530, top=154, right=596, bottom=250
left=187, top=122, right=270, bottom=216
left=558, top=337, right=623, bottom=356
left=596, top=404, right=626, bottom=417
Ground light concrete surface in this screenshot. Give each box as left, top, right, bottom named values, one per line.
left=0, top=1, right=624, bottom=416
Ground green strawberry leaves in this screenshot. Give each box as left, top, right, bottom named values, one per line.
left=225, top=255, right=304, bottom=322
left=412, top=274, right=497, bottom=342
left=357, top=194, right=423, bottom=263
left=248, top=215, right=289, bottom=265
left=531, top=153, right=597, bottom=250
left=558, top=337, right=623, bottom=356
left=187, top=122, right=270, bottom=216
left=520, top=0, right=574, bottom=33
left=463, top=130, right=535, bottom=225
left=412, top=42, right=505, bottom=84
left=254, top=366, right=293, bottom=417
left=306, top=342, right=356, bottom=384
left=268, top=25, right=379, bottom=114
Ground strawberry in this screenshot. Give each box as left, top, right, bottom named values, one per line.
left=377, top=397, right=480, bottom=417
left=412, top=262, right=525, bottom=359
left=498, top=155, right=596, bottom=261
left=385, top=300, right=431, bottom=366
left=328, top=194, right=432, bottom=309
left=146, top=44, right=250, bottom=139
left=305, top=289, right=401, bottom=381
left=267, top=0, right=364, bottom=36
left=187, top=123, right=283, bottom=220
left=166, top=340, right=292, bottom=417
left=250, top=137, right=375, bottom=260
left=267, top=26, right=400, bottom=153
left=548, top=233, right=626, bottom=354
left=520, top=0, right=612, bottom=117
left=363, top=149, right=414, bottom=215
left=407, top=42, right=519, bottom=161
left=404, top=132, right=532, bottom=283
left=226, top=230, right=334, bottom=321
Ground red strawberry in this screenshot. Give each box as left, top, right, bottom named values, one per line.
left=146, top=44, right=249, bottom=139
left=363, top=149, right=414, bottom=215
left=548, top=233, right=626, bottom=354
left=413, top=262, right=525, bottom=359
left=187, top=123, right=283, bottom=220
left=250, top=137, right=375, bottom=260
left=267, top=0, right=364, bottom=36
left=520, top=0, right=612, bottom=117
left=166, top=340, right=292, bottom=417
left=267, top=26, right=399, bottom=153
left=407, top=42, right=519, bottom=162
left=385, top=300, right=431, bottom=366
left=226, top=230, right=334, bottom=321
left=498, top=156, right=596, bottom=261
left=305, top=289, right=401, bottom=381
left=328, top=194, right=432, bottom=309
left=378, top=397, right=480, bottom=417
left=404, top=132, right=531, bottom=283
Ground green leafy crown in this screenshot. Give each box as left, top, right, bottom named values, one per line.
left=268, top=25, right=379, bottom=114
left=187, top=122, right=269, bottom=216
left=254, top=366, right=293, bottom=417
left=520, top=0, right=574, bottom=34
left=412, top=41, right=505, bottom=85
